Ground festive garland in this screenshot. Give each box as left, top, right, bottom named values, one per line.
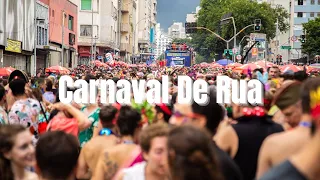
left=310, top=87, right=320, bottom=120
left=131, top=100, right=154, bottom=124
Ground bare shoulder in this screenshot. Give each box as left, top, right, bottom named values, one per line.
left=25, top=170, right=39, bottom=180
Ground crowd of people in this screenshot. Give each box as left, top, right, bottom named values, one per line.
left=0, top=62, right=320, bottom=180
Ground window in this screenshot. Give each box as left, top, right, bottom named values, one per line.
left=68, top=15, right=74, bottom=30
left=80, top=25, right=92, bottom=36
left=311, top=0, right=315, bottom=4
left=297, top=12, right=303, bottom=17
left=318, top=0, right=320, bottom=4
left=52, top=9, right=54, bottom=17
left=81, top=0, right=92, bottom=10
left=298, top=0, right=303, bottom=5
left=311, top=12, right=315, bottom=17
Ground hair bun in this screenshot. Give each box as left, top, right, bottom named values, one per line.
left=188, top=150, right=209, bottom=165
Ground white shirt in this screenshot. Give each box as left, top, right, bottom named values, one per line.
left=122, top=161, right=146, bottom=180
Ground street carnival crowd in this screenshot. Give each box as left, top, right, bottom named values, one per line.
left=0, top=59, right=320, bottom=180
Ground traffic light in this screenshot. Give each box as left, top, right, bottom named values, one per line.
left=185, top=23, right=191, bottom=34
left=185, top=22, right=197, bottom=34
left=254, top=19, right=261, bottom=32
left=300, top=35, right=306, bottom=43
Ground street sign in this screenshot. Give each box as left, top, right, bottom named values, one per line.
left=232, top=48, right=238, bottom=54
left=236, top=55, right=242, bottom=60
left=224, top=49, right=233, bottom=56
left=281, top=46, right=291, bottom=50
left=291, top=36, right=297, bottom=42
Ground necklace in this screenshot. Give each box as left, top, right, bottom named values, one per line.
left=299, top=122, right=312, bottom=128
left=123, top=140, right=135, bottom=144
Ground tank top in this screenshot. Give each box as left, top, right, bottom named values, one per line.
left=232, top=116, right=284, bottom=180
left=122, top=161, right=146, bottom=180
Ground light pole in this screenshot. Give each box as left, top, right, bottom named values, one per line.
left=221, top=17, right=237, bottom=62
left=133, top=16, right=151, bottom=60
left=61, top=11, right=65, bottom=67
left=191, top=24, right=255, bottom=64
left=239, top=35, right=250, bottom=54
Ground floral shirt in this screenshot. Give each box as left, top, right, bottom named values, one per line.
left=78, top=106, right=100, bottom=148
left=8, top=98, right=41, bottom=144
left=0, top=106, right=8, bottom=125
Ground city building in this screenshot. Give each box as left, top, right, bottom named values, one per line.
left=155, top=23, right=172, bottom=59
left=0, top=0, right=35, bottom=73
left=120, top=0, right=137, bottom=62
left=75, top=0, right=120, bottom=65
left=40, top=0, right=78, bottom=69
left=290, top=0, right=320, bottom=59
left=186, top=6, right=201, bottom=23
left=135, top=0, right=157, bottom=63
left=168, top=22, right=186, bottom=39
left=262, top=0, right=320, bottom=61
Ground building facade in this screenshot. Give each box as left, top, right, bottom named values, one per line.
left=155, top=23, right=172, bottom=60
left=168, top=22, right=186, bottom=39
left=290, top=0, right=320, bottom=58
left=0, top=0, right=35, bottom=73
left=39, top=0, right=78, bottom=69
left=75, top=0, right=120, bottom=65
left=186, top=6, right=200, bottom=23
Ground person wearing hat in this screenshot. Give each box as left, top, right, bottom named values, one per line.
left=256, top=79, right=314, bottom=178
left=258, top=77, right=320, bottom=180
left=272, top=80, right=303, bottom=128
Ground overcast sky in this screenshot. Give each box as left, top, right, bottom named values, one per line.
left=157, top=0, right=200, bottom=31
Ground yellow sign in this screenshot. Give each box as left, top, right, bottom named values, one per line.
left=5, top=39, right=22, bottom=53
left=252, top=48, right=258, bottom=56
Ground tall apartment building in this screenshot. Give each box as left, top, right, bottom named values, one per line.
left=186, top=6, right=201, bottom=23
left=155, top=23, right=172, bottom=59
left=75, top=0, right=120, bottom=65
left=168, top=22, right=186, bottom=39
left=262, top=0, right=320, bottom=61
left=290, top=0, right=320, bottom=58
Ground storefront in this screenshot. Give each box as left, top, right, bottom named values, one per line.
left=2, top=39, right=31, bottom=73
left=78, top=46, right=91, bottom=66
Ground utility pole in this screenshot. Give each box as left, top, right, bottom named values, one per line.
left=34, top=1, right=37, bottom=76
left=91, top=7, right=94, bottom=62
left=276, top=18, right=279, bottom=60
left=61, top=11, right=65, bottom=67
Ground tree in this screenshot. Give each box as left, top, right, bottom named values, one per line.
left=302, top=17, right=320, bottom=57
left=172, top=38, right=192, bottom=45
left=192, top=0, right=289, bottom=60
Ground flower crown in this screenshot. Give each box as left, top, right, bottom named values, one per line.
left=131, top=100, right=154, bottom=124
left=310, top=87, right=320, bottom=120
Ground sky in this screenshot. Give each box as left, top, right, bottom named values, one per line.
left=157, top=0, right=200, bottom=31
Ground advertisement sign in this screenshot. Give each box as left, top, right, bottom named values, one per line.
left=5, top=39, right=22, bottom=53
left=252, top=48, right=258, bottom=56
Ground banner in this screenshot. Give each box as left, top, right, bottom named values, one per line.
left=5, top=39, right=22, bottom=53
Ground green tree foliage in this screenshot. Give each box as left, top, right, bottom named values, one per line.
left=193, top=0, right=289, bottom=59
left=172, top=38, right=192, bottom=45
left=302, top=17, right=320, bottom=56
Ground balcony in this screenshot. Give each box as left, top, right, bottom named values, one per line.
left=120, top=43, right=132, bottom=53
left=121, top=23, right=130, bottom=33
left=121, top=4, right=129, bottom=12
